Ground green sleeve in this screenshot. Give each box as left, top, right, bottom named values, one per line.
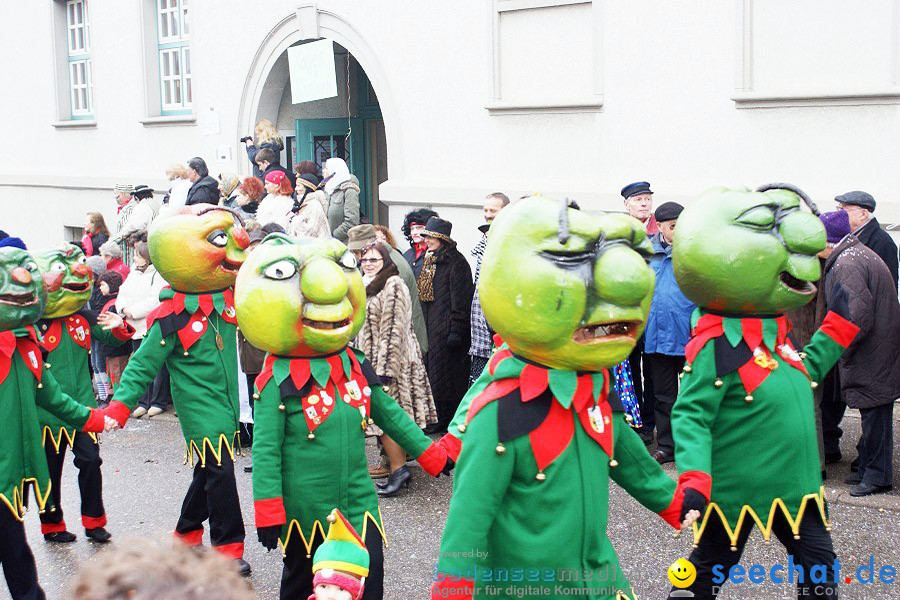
left=34, top=370, right=91, bottom=429
left=370, top=385, right=432, bottom=457
left=609, top=413, right=677, bottom=513
left=251, top=382, right=285, bottom=502
left=801, top=322, right=850, bottom=384
left=670, top=343, right=724, bottom=478
left=90, top=322, right=131, bottom=347
left=436, top=402, right=514, bottom=576
left=111, top=322, right=173, bottom=410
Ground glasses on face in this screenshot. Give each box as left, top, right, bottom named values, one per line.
left=359, top=258, right=383, bottom=265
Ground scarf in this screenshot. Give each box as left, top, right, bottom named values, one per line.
left=417, top=251, right=438, bottom=302
left=324, top=158, right=351, bottom=194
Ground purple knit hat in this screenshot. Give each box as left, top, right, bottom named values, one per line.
left=819, top=211, right=851, bottom=244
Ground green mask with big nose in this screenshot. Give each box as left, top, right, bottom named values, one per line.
left=0, top=248, right=47, bottom=331
left=234, top=234, right=366, bottom=357
left=479, top=197, right=656, bottom=371
left=673, top=186, right=825, bottom=314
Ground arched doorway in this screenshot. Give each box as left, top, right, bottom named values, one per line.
left=238, top=10, right=397, bottom=224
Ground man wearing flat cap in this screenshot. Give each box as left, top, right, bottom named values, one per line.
left=835, top=190, right=898, bottom=290
left=621, top=181, right=658, bottom=444
left=643, top=202, right=695, bottom=463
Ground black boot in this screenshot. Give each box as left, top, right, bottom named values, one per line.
left=235, top=558, right=252, bottom=577
left=376, top=466, right=411, bottom=497
left=86, top=527, right=112, bottom=543
left=44, top=531, right=76, bottom=543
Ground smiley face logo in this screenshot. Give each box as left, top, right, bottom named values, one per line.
left=668, top=558, right=696, bottom=588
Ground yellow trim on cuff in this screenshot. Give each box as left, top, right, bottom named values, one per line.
left=184, top=431, right=242, bottom=468
left=41, top=426, right=98, bottom=453
left=279, top=511, right=386, bottom=558
left=0, top=477, right=54, bottom=521
left=692, top=486, right=830, bottom=546
left=312, top=560, right=369, bottom=578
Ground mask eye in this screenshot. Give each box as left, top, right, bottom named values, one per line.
left=339, top=251, right=357, bottom=270
left=24, top=261, right=38, bottom=272
left=207, top=229, right=228, bottom=248
left=263, top=260, right=296, bottom=280
left=736, top=206, right=776, bottom=230
left=78, top=256, right=87, bottom=264
left=51, top=262, right=67, bottom=272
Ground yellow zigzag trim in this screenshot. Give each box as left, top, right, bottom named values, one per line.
left=184, top=431, right=242, bottom=468
left=0, top=477, right=53, bottom=522
left=692, top=486, right=830, bottom=546
left=41, top=426, right=98, bottom=453
left=278, top=509, right=386, bottom=558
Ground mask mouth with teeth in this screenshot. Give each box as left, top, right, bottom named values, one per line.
left=478, top=197, right=655, bottom=372
left=33, top=245, right=93, bottom=319
left=673, top=185, right=825, bottom=315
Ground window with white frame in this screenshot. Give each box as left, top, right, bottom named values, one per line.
left=66, top=0, right=93, bottom=117
left=157, top=0, right=191, bottom=113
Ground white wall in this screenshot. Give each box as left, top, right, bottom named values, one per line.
left=1, top=0, right=898, bottom=259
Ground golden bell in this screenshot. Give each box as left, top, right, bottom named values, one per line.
left=45, top=363, right=51, bottom=369
left=714, top=379, right=724, bottom=388
left=326, top=513, right=337, bottom=524
left=495, top=443, right=506, bottom=455
left=535, top=472, right=546, bottom=482
left=730, top=545, right=737, bottom=552
left=744, top=394, right=753, bottom=403
left=159, top=340, right=166, bottom=346
left=825, top=526, right=832, bottom=532
left=278, top=403, right=286, bottom=412
left=810, top=381, right=819, bottom=390
left=252, top=393, right=259, bottom=400
left=367, top=418, right=374, bottom=425
left=793, top=534, right=800, bottom=540
left=183, top=351, right=189, bottom=356
left=692, top=543, right=699, bottom=550
left=457, top=423, right=466, bottom=434
left=683, top=365, right=692, bottom=373
left=609, top=459, right=618, bottom=468
left=799, top=352, right=808, bottom=359
left=624, top=414, right=633, bottom=424
left=307, top=433, right=316, bottom=440
left=37, top=383, right=43, bottom=389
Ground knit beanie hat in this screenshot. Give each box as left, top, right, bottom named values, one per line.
left=264, top=170, right=286, bottom=185
left=819, top=211, right=851, bottom=244
left=86, top=255, right=107, bottom=278
left=309, top=509, right=369, bottom=600
left=98, top=271, right=123, bottom=295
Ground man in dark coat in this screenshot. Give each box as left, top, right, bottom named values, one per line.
left=416, top=217, right=474, bottom=433
left=185, top=157, right=220, bottom=206
left=836, top=190, right=898, bottom=290
left=401, top=208, right=439, bottom=279
left=819, top=211, right=900, bottom=497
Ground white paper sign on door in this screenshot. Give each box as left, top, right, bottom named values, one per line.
left=288, top=39, right=338, bottom=104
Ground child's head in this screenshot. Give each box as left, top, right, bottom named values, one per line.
left=97, top=271, right=122, bottom=296
left=313, top=577, right=358, bottom=600
left=308, top=510, right=369, bottom=600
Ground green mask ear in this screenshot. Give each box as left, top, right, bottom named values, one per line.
left=260, top=233, right=295, bottom=247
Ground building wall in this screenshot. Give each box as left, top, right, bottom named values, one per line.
left=1, top=0, right=898, bottom=256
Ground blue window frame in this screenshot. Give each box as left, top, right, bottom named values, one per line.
left=157, top=0, right=191, bottom=114
left=66, top=0, right=93, bottom=118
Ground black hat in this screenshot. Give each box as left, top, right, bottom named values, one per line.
left=834, top=190, right=875, bottom=212
left=297, top=173, right=321, bottom=193
left=422, top=216, right=454, bottom=244
left=621, top=181, right=653, bottom=199
left=654, top=202, right=684, bottom=222
left=133, top=184, right=154, bottom=198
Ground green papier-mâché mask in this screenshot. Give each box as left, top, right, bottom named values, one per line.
left=148, top=205, right=250, bottom=293
left=672, top=186, right=825, bottom=314
left=234, top=234, right=366, bottom=357
left=34, top=244, right=92, bottom=319
left=0, top=247, right=47, bottom=330
left=479, top=197, right=656, bottom=371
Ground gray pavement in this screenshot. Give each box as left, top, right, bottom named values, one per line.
left=23, top=406, right=899, bottom=600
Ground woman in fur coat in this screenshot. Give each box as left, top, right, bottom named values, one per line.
left=355, top=242, right=438, bottom=495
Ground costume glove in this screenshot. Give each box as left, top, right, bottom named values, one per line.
left=257, top=525, right=281, bottom=551
left=680, top=488, right=707, bottom=521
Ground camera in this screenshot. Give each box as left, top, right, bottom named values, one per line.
left=240, top=136, right=253, bottom=143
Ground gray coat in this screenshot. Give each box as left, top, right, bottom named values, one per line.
left=388, top=246, right=428, bottom=353
left=823, top=235, right=900, bottom=409
left=326, top=179, right=360, bottom=243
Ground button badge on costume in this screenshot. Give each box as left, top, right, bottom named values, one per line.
left=587, top=405, right=607, bottom=434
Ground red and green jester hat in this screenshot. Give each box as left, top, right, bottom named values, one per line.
left=0, top=247, right=110, bottom=525
left=669, top=186, right=859, bottom=587
left=32, top=244, right=134, bottom=537
left=234, top=233, right=449, bottom=596
left=308, top=509, right=370, bottom=600
left=432, top=197, right=699, bottom=600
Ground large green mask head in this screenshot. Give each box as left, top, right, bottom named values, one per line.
left=148, top=205, right=250, bottom=293
left=0, top=248, right=47, bottom=330
left=480, top=197, right=655, bottom=371
left=234, top=234, right=366, bottom=357
left=673, top=186, right=825, bottom=314
left=34, top=245, right=92, bottom=319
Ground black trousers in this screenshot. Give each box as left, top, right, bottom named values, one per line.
left=671, top=510, right=838, bottom=600
left=281, top=524, right=384, bottom=600
left=138, top=364, right=172, bottom=410
left=469, top=355, right=489, bottom=387
left=857, top=402, right=894, bottom=487
left=644, top=353, right=684, bottom=455
left=628, top=337, right=655, bottom=432
left=0, top=508, right=46, bottom=600
left=820, top=368, right=844, bottom=457
left=175, top=453, right=245, bottom=556
left=39, top=432, right=105, bottom=533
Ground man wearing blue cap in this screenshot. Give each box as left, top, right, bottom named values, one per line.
left=835, top=190, right=898, bottom=291
left=621, top=181, right=659, bottom=236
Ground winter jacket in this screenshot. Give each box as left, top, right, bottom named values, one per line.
left=106, top=258, right=130, bottom=281
left=238, top=329, right=265, bottom=375
left=403, top=244, right=428, bottom=279
left=822, top=235, right=900, bottom=409
left=326, top=180, right=360, bottom=243
left=418, top=243, right=474, bottom=422
left=256, top=193, right=294, bottom=230
left=81, top=232, right=108, bottom=257
left=644, top=233, right=695, bottom=355
left=246, top=140, right=284, bottom=179
left=167, top=178, right=192, bottom=206
left=115, top=265, right=168, bottom=339
left=185, top=176, right=220, bottom=206
left=287, top=190, right=330, bottom=239
left=855, top=217, right=899, bottom=291
left=112, top=197, right=161, bottom=244
left=388, top=246, right=428, bottom=353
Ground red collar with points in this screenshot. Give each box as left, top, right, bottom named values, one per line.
left=39, top=314, right=92, bottom=352
left=0, top=327, right=43, bottom=385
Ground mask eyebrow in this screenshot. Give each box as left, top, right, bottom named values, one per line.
left=557, top=198, right=581, bottom=245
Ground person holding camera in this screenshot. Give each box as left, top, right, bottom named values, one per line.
left=243, top=119, right=284, bottom=179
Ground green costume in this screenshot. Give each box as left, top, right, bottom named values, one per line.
left=432, top=198, right=689, bottom=600
left=234, top=233, right=448, bottom=599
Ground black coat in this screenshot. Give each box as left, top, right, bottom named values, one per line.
left=823, top=236, right=900, bottom=408
left=185, top=176, right=220, bottom=206
left=246, top=140, right=284, bottom=179
left=261, top=163, right=297, bottom=189
left=403, top=245, right=428, bottom=279
left=855, top=217, right=899, bottom=291
left=418, top=244, right=474, bottom=424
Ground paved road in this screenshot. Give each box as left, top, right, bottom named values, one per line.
left=25, top=408, right=898, bottom=599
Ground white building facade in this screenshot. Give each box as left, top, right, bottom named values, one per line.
left=2, top=0, right=899, bottom=254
